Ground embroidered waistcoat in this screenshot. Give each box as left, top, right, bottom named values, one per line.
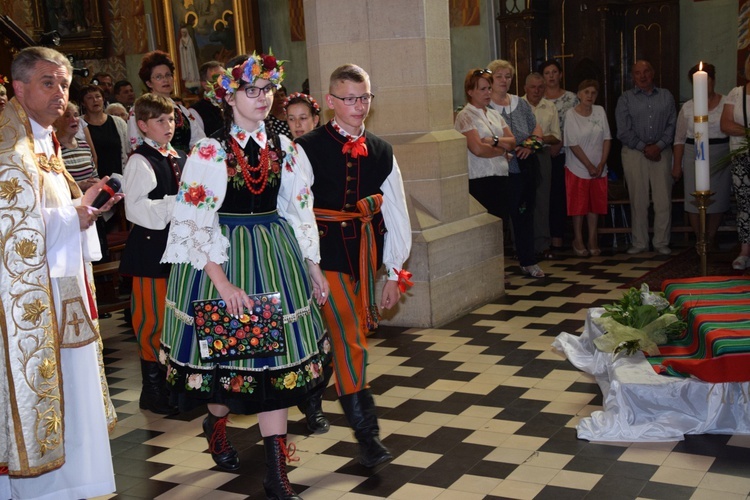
left=295, top=123, right=392, bottom=280
left=120, top=145, right=185, bottom=278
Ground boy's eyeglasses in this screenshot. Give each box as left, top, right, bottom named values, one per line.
left=329, top=93, right=374, bottom=106
left=244, top=84, right=276, bottom=98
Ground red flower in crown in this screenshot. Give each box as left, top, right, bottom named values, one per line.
left=231, top=65, right=244, bottom=81
left=262, top=55, right=277, bottom=70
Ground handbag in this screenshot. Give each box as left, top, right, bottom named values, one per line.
left=192, top=292, right=286, bottom=362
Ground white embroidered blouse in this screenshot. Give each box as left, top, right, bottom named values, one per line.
left=161, top=123, right=321, bottom=270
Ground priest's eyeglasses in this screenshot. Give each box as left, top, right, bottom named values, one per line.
left=329, top=93, right=375, bottom=106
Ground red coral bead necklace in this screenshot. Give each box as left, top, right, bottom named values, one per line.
left=231, top=138, right=270, bottom=195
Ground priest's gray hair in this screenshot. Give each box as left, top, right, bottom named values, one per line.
left=12, top=46, right=73, bottom=84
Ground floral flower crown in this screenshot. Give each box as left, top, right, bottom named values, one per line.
left=0, top=74, right=8, bottom=85
left=205, top=50, right=285, bottom=106
left=283, top=92, right=320, bottom=114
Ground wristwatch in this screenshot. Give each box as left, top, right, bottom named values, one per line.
left=492, top=136, right=499, bottom=147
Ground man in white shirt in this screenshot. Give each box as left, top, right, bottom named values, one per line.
left=523, top=72, right=561, bottom=257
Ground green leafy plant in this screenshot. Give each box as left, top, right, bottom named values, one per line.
left=596, top=284, right=686, bottom=355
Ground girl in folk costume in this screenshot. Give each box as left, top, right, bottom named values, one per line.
left=284, top=92, right=331, bottom=434
left=160, top=52, right=329, bottom=500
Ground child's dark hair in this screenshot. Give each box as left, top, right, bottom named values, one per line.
left=284, top=92, right=320, bottom=117
left=134, top=93, right=174, bottom=122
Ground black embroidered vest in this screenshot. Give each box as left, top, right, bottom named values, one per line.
left=295, top=123, right=393, bottom=279
left=119, top=144, right=185, bottom=278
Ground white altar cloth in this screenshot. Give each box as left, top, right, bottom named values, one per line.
left=552, top=308, right=750, bottom=442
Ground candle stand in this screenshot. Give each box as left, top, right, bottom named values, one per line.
left=691, top=190, right=714, bottom=276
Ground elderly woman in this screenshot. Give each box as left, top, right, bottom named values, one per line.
left=106, top=102, right=129, bottom=122
left=564, top=80, right=611, bottom=257
left=80, top=84, right=129, bottom=178
left=128, top=50, right=205, bottom=153
left=540, top=60, right=579, bottom=252
left=454, top=68, right=516, bottom=224
left=673, top=63, right=730, bottom=248
left=488, top=59, right=545, bottom=278
left=55, top=101, right=100, bottom=191
left=721, top=55, right=750, bottom=271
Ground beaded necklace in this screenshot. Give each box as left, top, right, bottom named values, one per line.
left=230, top=138, right=270, bottom=195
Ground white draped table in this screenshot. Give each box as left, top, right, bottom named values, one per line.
left=552, top=308, right=750, bottom=441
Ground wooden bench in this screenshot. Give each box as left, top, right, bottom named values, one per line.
left=599, top=196, right=737, bottom=248
left=93, top=260, right=130, bottom=314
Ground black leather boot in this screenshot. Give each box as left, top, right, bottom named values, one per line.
left=203, top=413, right=240, bottom=471
left=339, top=389, right=393, bottom=467
left=298, top=392, right=330, bottom=434
left=263, top=434, right=301, bottom=500
left=139, top=360, right=178, bottom=415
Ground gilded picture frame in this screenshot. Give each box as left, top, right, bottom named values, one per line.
left=160, top=0, right=258, bottom=99
left=31, top=0, right=106, bottom=60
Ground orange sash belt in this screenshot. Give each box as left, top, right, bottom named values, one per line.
left=314, top=194, right=383, bottom=330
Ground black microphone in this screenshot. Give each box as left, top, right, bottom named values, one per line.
left=91, top=177, right=121, bottom=209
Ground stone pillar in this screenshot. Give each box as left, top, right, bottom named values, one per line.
left=303, top=0, right=504, bottom=327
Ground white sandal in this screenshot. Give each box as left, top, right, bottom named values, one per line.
left=521, top=264, right=545, bottom=278
left=732, top=255, right=750, bottom=270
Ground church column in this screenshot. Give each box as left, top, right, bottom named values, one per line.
left=303, top=0, right=505, bottom=327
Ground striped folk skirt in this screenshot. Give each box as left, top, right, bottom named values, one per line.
left=160, top=211, right=330, bottom=414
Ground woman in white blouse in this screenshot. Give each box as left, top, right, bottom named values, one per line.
left=454, top=69, right=515, bottom=227
left=564, top=80, right=611, bottom=257
left=673, top=63, right=730, bottom=248
left=721, top=55, right=750, bottom=270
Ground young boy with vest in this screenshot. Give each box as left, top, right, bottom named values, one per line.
left=295, top=64, right=412, bottom=467
left=120, top=94, right=185, bottom=415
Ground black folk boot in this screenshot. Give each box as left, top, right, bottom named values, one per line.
left=297, top=391, right=330, bottom=434
left=203, top=413, right=240, bottom=471
left=339, top=389, right=393, bottom=467
left=297, top=363, right=331, bottom=434
left=139, top=360, right=178, bottom=415
left=263, top=434, right=301, bottom=500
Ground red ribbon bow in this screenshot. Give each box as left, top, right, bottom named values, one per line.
left=394, top=268, right=414, bottom=293
left=341, top=136, right=368, bottom=158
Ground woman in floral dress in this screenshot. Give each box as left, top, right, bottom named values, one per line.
left=160, top=52, right=329, bottom=500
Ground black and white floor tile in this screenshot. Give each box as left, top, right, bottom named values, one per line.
left=95, top=247, right=750, bottom=500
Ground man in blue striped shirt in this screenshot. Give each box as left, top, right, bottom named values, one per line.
left=616, top=60, right=677, bottom=255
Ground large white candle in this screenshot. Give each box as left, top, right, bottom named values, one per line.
left=693, top=62, right=710, bottom=192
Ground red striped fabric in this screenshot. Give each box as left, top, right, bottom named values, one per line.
left=645, top=277, right=750, bottom=382
left=131, top=277, right=168, bottom=361
left=321, top=270, right=370, bottom=396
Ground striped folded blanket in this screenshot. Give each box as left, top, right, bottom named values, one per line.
left=645, top=277, right=750, bottom=382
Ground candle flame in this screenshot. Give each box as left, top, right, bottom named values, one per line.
left=699, top=61, right=703, bottom=71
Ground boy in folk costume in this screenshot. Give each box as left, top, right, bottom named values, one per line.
left=295, top=64, right=412, bottom=467
left=120, top=94, right=185, bottom=415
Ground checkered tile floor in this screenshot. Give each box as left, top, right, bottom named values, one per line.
left=95, top=246, right=750, bottom=500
